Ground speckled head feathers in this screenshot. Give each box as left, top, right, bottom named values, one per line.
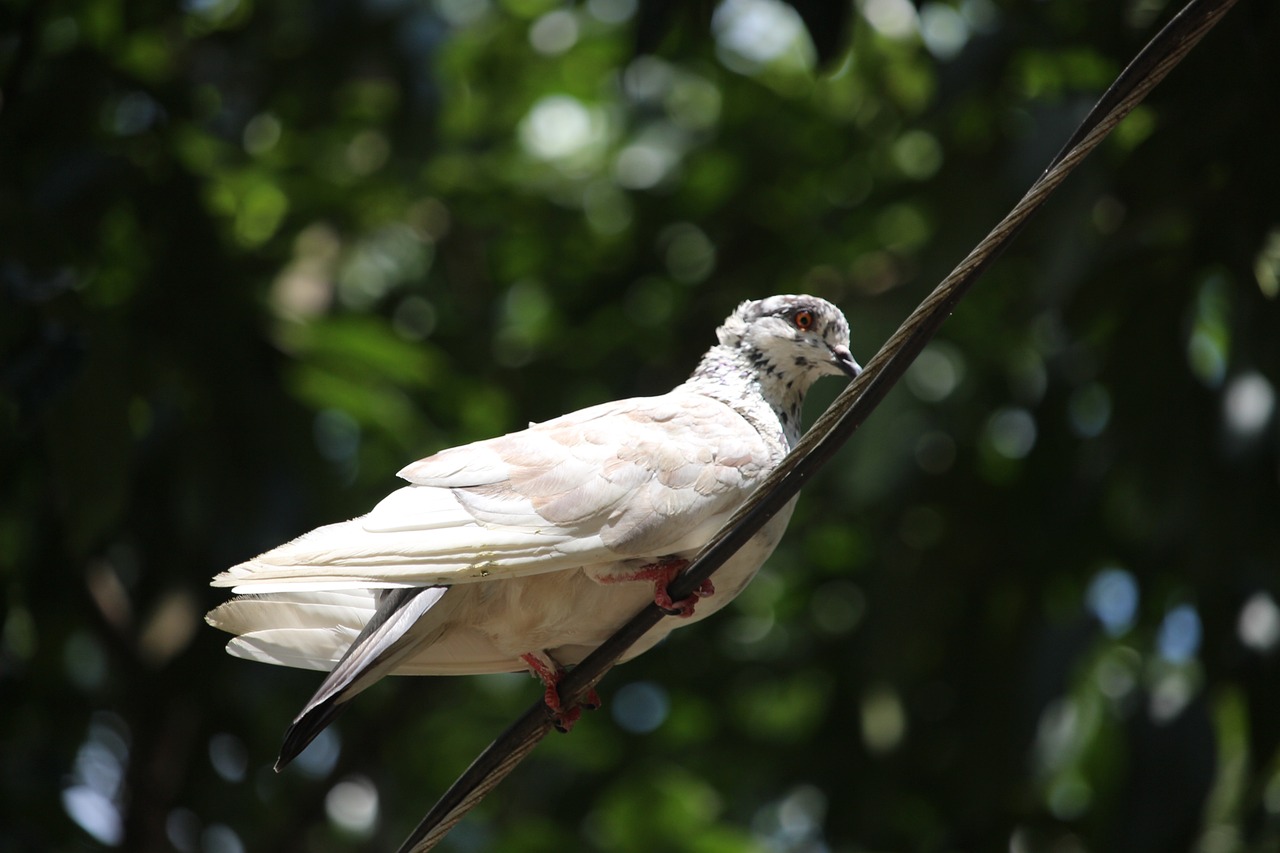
left=715, top=294, right=859, bottom=381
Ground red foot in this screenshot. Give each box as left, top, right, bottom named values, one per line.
left=520, top=653, right=601, bottom=732
left=603, top=557, right=714, bottom=618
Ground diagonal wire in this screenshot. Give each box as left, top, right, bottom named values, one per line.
left=396, top=0, right=1239, bottom=849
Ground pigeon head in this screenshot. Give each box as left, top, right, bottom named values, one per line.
left=688, top=294, right=860, bottom=444
left=717, top=294, right=861, bottom=382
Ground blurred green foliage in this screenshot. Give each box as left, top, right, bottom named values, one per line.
left=3, top=1, right=1280, bottom=851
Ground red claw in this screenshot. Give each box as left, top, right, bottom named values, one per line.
left=602, top=557, right=714, bottom=617
left=520, top=653, right=600, bottom=732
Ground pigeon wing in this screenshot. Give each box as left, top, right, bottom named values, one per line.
left=213, top=392, right=776, bottom=593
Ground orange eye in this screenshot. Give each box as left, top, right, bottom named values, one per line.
left=793, top=310, right=815, bottom=331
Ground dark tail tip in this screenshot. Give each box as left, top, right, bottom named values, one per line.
left=274, top=697, right=346, bottom=772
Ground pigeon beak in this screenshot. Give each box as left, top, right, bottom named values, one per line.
left=830, top=344, right=862, bottom=378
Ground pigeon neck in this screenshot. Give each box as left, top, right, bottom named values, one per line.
left=685, top=343, right=808, bottom=447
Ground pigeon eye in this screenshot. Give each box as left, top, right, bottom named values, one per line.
left=793, top=310, right=815, bottom=331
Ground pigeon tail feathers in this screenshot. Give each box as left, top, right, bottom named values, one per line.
left=275, top=586, right=448, bottom=770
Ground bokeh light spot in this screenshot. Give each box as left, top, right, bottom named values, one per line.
left=166, top=807, right=200, bottom=853
left=920, top=2, right=970, bottom=59
left=1223, top=371, right=1275, bottom=439
left=64, top=630, right=108, bottom=690
left=529, top=9, right=579, bottom=55
left=905, top=342, right=964, bottom=401
left=713, top=0, right=811, bottom=70
left=612, top=681, right=671, bottom=734
left=202, top=823, right=245, bottom=853
left=326, top=775, right=380, bottom=836
left=860, top=0, right=919, bottom=38
left=1068, top=382, right=1111, bottom=438
left=810, top=581, right=866, bottom=637
left=587, top=0, right=636, bottom=24
left=292, top=726, right=341, bottom=779
left=914, top=430, right=956, bottom=474
left=1157, top=604, right=1202, bottom=663
left=313, top=408, right=361, bottom=463
left=1238, top=592, right=1280, bottom=653
left=209, top=733, right=249, bottom=783
left=1187, top=273, right=1231, bottom=388
left=1085, top=567, right=1138, bottom=636
left=984, top=407, right=1037, bottom=460
left=1255, top=226, right=1280, bottom=298
left=860, top=684, right=906, bottom=754
left=519, top=95, right=606, bottom=164
left=659, top=223, right=716, bottom=284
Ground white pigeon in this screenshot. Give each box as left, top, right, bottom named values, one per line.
left=207, top=294, right=860, bottom=767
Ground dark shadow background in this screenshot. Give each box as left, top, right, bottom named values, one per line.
left=3, top=1, right=1280, bottom=851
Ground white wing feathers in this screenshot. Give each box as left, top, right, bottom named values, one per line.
left=212, top=392, right=774, bottom=594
